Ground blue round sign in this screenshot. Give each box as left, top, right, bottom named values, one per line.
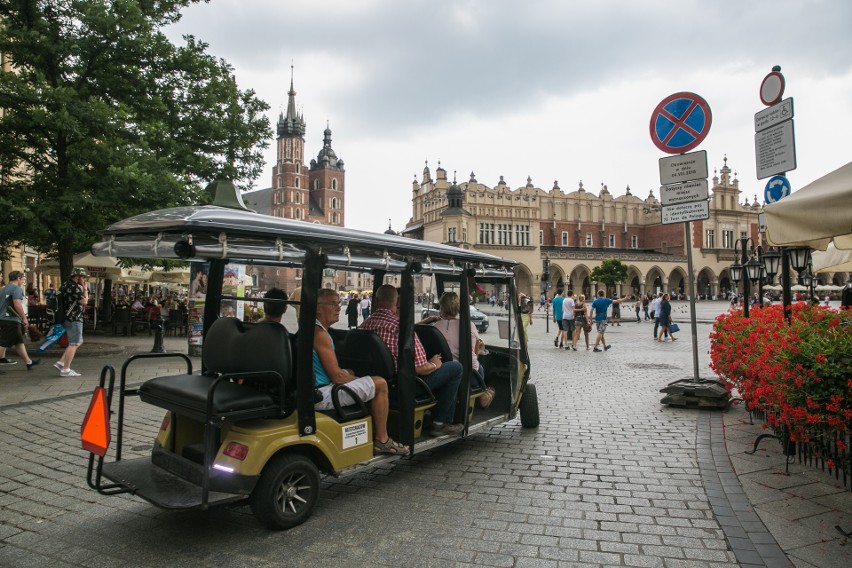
left=649, top=92, right=712, bottom=154
left=764, top=175, right=791, bottom=204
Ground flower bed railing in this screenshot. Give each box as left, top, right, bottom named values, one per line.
left=710, top=303, right=852, bottom=489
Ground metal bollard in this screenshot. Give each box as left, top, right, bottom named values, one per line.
left=150, top=317, right=166, bottom=353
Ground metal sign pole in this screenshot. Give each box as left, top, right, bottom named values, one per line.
left=684, top=221, right=700, bottom=382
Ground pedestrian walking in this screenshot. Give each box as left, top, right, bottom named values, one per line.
left=561, top=290, right=576, bottom=350
left=634, top=298, right=641, bottom=322
left=611, top=296, right=622, bottom=326
left=642, top=294, right=650, bottom=320
left=345, top=294, right=360, bottom=328
left=0, top=271, right=40, bottom=369
left=652, top=293, right=668, bottom=340
left=551, top=288, right=564, bottom=348
left=591, top=290, right=629, bottom=352
left=572, top=294, right=591, bottom=350
left=656, top=293, right=677, bottom=342
left=359, top=294, right=371, bottom=321
left=55, top=267, right=89, bottom=377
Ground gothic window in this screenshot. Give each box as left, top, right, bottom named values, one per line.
left=295, top=177, right=300, bottom=189
left=332, top=179, right=338, bottom=190
left=285, top=140, right=292, bottom=159
left=296, top=163, right=300, bottom=174
left=313, top=179, right=319, bottom=190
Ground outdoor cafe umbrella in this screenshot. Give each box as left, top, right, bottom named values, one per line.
left=764, top=160, right=852, bottom=251
left=812, top=242, right=852, bottom=274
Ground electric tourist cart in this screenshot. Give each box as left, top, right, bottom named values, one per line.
left=82, top=183, right=539, bottom=529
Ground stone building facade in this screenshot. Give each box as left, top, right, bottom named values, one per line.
left=404, top=158, right=773, bottom=301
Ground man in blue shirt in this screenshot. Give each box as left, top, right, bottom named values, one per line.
left=590, top=289, right=629, bottom=352
left=551, top=288, right=564, bottom=348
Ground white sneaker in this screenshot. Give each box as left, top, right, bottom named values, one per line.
left=53, top=361, right=64, bottom=371
left=60, top=369, right=81, bottom=377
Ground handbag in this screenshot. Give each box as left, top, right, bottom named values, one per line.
left=669, top=323, right=680, bottom=333
left=583, top=321, right=592, bottom=333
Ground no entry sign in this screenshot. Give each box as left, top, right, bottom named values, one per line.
left=649, top=92, right=712, bottom=154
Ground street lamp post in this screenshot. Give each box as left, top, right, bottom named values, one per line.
left=729, top=237, right=776, bottom=318
left=542, top=256, right=550, bottom=333
left=786, top=246, right=812, bottom=320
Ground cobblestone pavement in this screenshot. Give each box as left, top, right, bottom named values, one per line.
left=0, top=301, right=849, bottom=567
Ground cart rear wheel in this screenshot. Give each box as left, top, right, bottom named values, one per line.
left=250, top=453, right=320, bottom=530
left=519, top=383, right=540, bottom=428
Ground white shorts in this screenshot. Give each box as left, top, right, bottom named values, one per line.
left=315, top=375, right=376, bottom=410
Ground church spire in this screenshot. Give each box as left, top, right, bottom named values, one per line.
left=277, top=64, right=306, bottom=138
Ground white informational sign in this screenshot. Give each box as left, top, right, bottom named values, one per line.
left=658, top=150, right=708, bottom=185
left=661, top=200, right=710, bottom=225
left=342, top=420, right=369, bottom=449
left=660, top=179, right=709, bottom=206
left=755, top=120, right=797, bottom=180
left=758, top=212, right=766, bottom=233
left=754, top=98, right=794, bottom=132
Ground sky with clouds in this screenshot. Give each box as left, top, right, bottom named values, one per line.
left=166, top=0, right=852, bottom=232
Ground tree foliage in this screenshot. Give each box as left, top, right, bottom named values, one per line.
left=0, top=0, right=270, bottom=279
left=589, top=258, right=629, bottom=285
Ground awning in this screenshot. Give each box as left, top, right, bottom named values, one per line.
left=764, top=161, right=852, bottom=250
left=812, top=243, right=852, bottom=273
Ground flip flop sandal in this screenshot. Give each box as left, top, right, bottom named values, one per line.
left=479, top=386, right=496, bottom=408
left=373, top=437, right=408, bottom=455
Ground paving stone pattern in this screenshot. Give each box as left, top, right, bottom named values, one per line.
left=0, top=301, right=845, bottom=566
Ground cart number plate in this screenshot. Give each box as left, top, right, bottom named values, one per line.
left=342, top=421, right=369, bottom=449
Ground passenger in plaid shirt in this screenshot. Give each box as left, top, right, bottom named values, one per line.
left=360, top=285, right=465, bottom=437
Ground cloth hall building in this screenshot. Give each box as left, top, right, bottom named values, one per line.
left=403, top=158, right=764, bottom=300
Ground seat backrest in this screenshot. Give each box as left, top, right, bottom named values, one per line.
left=114, top=308, right=131, bottom=323
left=203, top=318, right=292, bottom=388
left=335, top=328, right=395, bottom=380
left=168, top=309, right=182, bottom=322
left=414, top=324, right=454, bottom=362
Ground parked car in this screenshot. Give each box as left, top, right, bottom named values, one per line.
left=421, top=305, right=489, bottom=333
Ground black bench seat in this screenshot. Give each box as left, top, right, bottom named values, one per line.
left=138, top=318, right=293, bottom=422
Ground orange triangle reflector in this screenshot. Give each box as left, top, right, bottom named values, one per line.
left=81, top=387, right=111, bottom=457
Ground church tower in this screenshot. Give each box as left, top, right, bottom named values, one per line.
left=309, top=122, right=345, bottom=226
left=271, top=67, right=309, bottom=220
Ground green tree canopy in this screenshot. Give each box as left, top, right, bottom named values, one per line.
left=589, top=258, right=629, bottom=286
left=0, top=0, right=270, bottom=279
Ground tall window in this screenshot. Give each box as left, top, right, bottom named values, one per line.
left=561, top=232, right=568, bottom=246
left=295, top=177, right=300, bottom=189
left=332, top=179, right=338, bottom=190
left=515, top=225, right=530, bottom=246
left=722, top=230, right=735, bottom=249
left=705, top=229, right=715, bottom=248
left=631, top=235, right=638, bottom=248
left=608, top=234, right=615, bottom=248
left=497, top=224, right=512, bottom=245
left=462, top=227, right=467, bottom=242
left=478, top=223, right=494, bottom=244
left=448, top=227, right=457, bottom=242
left=539, top=230, right=543, bottom=245
left=586, top=233, right=593, bottom=247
